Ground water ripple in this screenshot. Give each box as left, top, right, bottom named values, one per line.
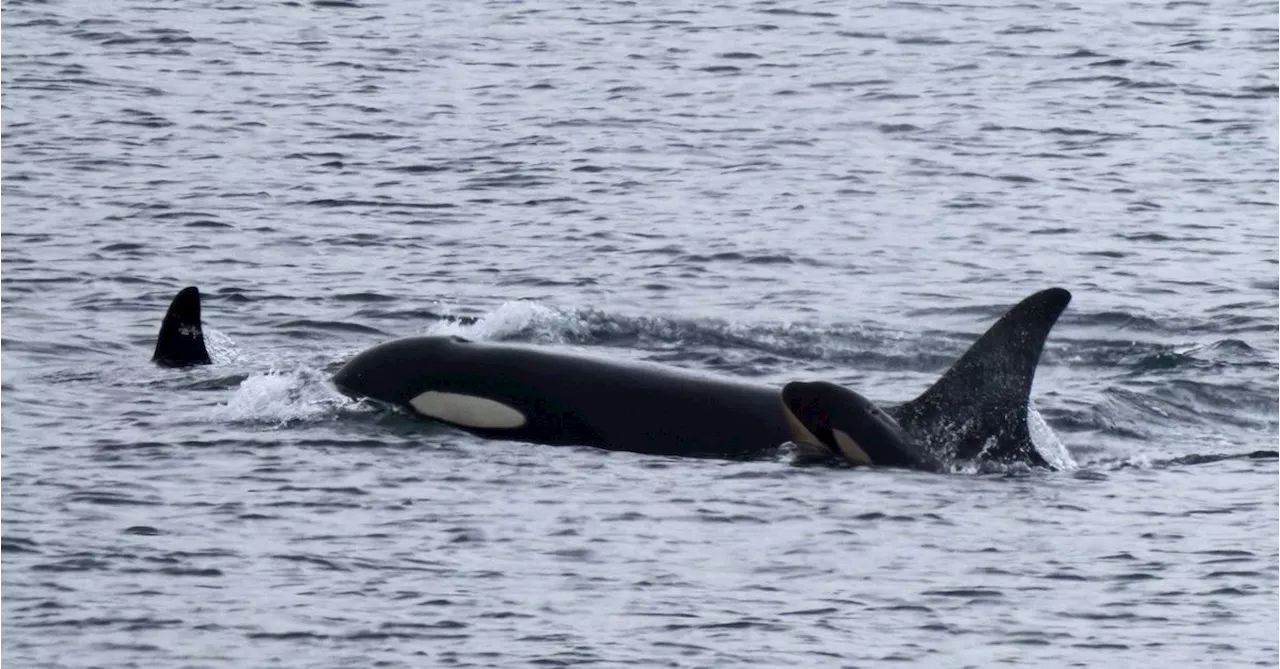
left=3, top=0, right=1276, bottom=667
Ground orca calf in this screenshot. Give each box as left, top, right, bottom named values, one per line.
left=151, top=286, right=1071, bottom=470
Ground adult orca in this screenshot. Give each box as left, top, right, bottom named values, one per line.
left=151, top=286, right=1071, bottom=470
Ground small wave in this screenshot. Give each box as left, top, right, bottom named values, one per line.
left=171, top=373, right=251, bottom=391
left=303, top=198, right=456, bottom=209
left=1072, top=310, right=1164, bottom=330
left=1056, top=335, right=1274, bottom=375
left=757, top=8, right=836, bottom=18
left=1089, top=450, right=1278, bottom=472
left=1165, top=450, right=1278, bottom=465
left=3, top=340, right=117, bottom=366
left=2, top=537, right=40, bottom=553
left=18, top=615, right=184, bottom=629
left=352, top=306, right=480, bottom=324
left=332, top=292, right=398, bottom=303
left=64, top=490, right=159, bottom=506
left=679, top=251, right=797, bottom=264
left=276, top=319, right=389, bottom=336
left=1088, top=380, right=1279, bottom=435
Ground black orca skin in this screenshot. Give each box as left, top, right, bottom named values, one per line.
left=154, top=286, right=1072, bottom=469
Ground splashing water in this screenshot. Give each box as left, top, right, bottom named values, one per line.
left=426, top=301, right=590, bottom=342
left=212, top=367, right=349, bottom=426
left=203, top=328, right=241, bottom=365
left=1029, top=401, right=1077, bottom=471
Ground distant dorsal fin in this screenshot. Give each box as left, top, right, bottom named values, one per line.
left=891, top=288, right=1071, bottom=466
left=152, top=286, right=212, bottom=367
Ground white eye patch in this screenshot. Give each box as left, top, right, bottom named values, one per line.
left=409, top=391, right=527, bottom=429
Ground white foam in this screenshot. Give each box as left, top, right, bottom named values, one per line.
left=203, top=328, right=242, bottom=364
left=213, top=367, right=347, bottom=425
left=1028, top=401, right=1078, bottom=470
left=1121, top=452, right=1154, bottom=469
left=426, top=301, right=589, bottom=342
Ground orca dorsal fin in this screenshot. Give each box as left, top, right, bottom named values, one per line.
left=891, top=288, right=1071, bottom=467
left=152, top=286, right=212, bottom=367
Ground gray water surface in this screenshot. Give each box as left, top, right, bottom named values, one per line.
left=3, top=0, right=1277, bottom=667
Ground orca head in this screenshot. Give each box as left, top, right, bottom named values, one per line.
left=153, top=286, right=212, bottom=367
left=332, top=336, right=529, bottom=431
left=332, top=336, right=468, bottom=404
left=781, top=381, right=942, bottom=471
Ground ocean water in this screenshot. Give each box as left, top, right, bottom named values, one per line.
left=2, top=0, right=1277, bottom=667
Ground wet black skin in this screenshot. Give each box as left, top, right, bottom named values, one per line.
left=781, top=381, right=946, bottom=472
left=152, top=287, right=211, bottom=367
left=333, top=335, right=795, bottom=460
left=154, top=285, right=1072, bottom=469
